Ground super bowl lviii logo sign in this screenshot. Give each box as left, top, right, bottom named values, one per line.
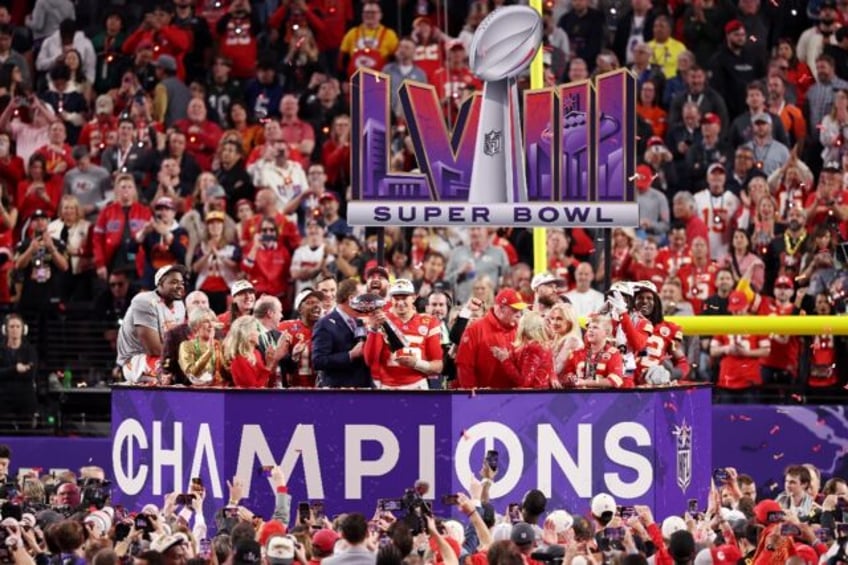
left=348, top=5, right=639, bottom=228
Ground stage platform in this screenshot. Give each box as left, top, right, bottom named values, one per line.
left=2, top=386, right=712, bottom=519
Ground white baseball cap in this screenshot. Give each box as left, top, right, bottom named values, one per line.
left=154, top=264, right=187, bottom=287
left=531, top=272, right=564, bottom=292
left=661, top=516, right=687, bottom=539
left=591, top=493, right=616, bottom=518
left=388, top=279, right=415, bottom=296
left=546, top=510, right=574, bottom=533
left=230, top=280, right=255, bottom=297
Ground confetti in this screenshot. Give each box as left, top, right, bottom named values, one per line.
left=664, top=402, right=678, bottom=412
left=461, top=429, right=471, bottom=441
left=817, top=418, right=826, bottom=426
left=773, top=452, right=784, bottom=460
left=791, top=394, right=803, bottom=403
left=768, top=481, right=780, bottom=491
left=769, top=0, right=778, bottom=5
left=812, top=444, right=822, bottom=453
left=769, top=425, right=780, bottom=435
left=739, top=415, right=752, bottom=422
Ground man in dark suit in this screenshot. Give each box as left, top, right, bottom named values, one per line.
left=311, top=278, right=373, bottom=388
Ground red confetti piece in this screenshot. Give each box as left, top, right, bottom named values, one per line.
left=461, top=429, right=471, bottom=441
left=812, top=444, right=822, bottom=453
left=817, top=418, right=826, bottom=426
left=739, top=415, right=752, bottom=422
left=769, top=425, right=780, bottom=435
left=769, top=0, right=778, bottom=6
left=791, top=394, right=803, bottom=402
left=664, top=402, right=678, bottom=412
left=773, top=452, right=784, bottom=460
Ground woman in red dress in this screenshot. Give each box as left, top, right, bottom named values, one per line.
left=491, top=310, right=554, bottom=389
left=223, top=315, right=286, bottom=388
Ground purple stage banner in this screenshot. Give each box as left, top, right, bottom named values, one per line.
left=106, top=387, right=711, bottom=521
left=712, top=405, right=848, bottom=499
left=9, top=400, right=848, bottom=524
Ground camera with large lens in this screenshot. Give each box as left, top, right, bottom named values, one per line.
left=78, top=477, right=112, bottom=509
left=400, top=487, right=431, bottom=536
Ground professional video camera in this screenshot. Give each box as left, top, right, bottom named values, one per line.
left=78, top=477, right=112, bottom=510
left=377, top=486, right=433, bottom=536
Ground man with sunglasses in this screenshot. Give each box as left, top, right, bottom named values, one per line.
left=242, top=217, right=292, bottom=302
left=363, top=279, right=442, bottom=390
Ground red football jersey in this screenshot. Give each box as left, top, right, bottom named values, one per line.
left=278, top=320, right=315, bottom=388
left=634, top=321, right=686, bottom=385
left=628, top=262, right=668, bottom=290
left=364, top=312, right=442, bottom=387
left=762, top=302, right=801, bottom=377
left=563, top=345, right=629, bottom=388
left=712, top=334, right=769, bottom=389
left=808, top=335, right=837, bottom=388
left=657, top=245, right=692, bottom=277
left=677, top=262, right=718, bottom=314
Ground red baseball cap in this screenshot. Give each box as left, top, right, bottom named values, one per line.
left=727, top=290, right=749, bottom=313
left=311, top=529, right=340, bottom=554
left=635, top=164, right=654, bottom=190
left=775, top=275, right=794, bottom=289
left=754, top=499, right=783, bottom=525
left=725, top=20, right=744, bottom=34
left=319, top=192, right=339, bottom=203
left=710, top=544, right=743, bottom=565
left=495, top=288, right=527, bottom=310
left=647, top=136, right=665, bottom=147
left=702, top=112, right=721, bottom=126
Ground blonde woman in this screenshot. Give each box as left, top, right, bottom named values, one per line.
left=48, top=194, right=93, bottom=299
left=223, top=316, right=286, bottom=389
left=180, top=172, right=237, bottom=264
left=178, top=307, right=224, bottom=387
left=470, top=275, right=495, bottom=312
left=191, top=211, right=241, bottom=314
left=546, top=302, right=584, bottom=388
left=491, top=310, right=554, bottom=389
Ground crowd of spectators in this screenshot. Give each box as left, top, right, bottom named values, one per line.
left=0, top=0, right=842, bottom=412
left=1, top=444, right=848, bottom=565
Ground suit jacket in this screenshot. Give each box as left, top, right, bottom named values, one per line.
left=322, top=546, right=376, bottom=565
left=311, top=308, right=372, bottom=388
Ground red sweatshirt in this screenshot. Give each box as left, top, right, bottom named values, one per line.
left=122, top=25, right=191, bottom=80
left=173, top=119, right=223, bottom=172
left=455, top=310, right=517, bottom=389
left=241, top=243, right=291, bottom=299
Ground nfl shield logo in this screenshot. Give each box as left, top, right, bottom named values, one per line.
left=484, top=130, right=502, bottom=156
left=673, top=421, right=692, bottom=492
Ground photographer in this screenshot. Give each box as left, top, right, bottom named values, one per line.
left=13, top=208, right=69, bottom=356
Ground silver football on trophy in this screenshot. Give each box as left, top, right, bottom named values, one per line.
left=469, top=5, right=543, bottom=82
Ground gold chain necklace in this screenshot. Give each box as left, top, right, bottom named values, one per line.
left=784, top=230, right=806, bottom=256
